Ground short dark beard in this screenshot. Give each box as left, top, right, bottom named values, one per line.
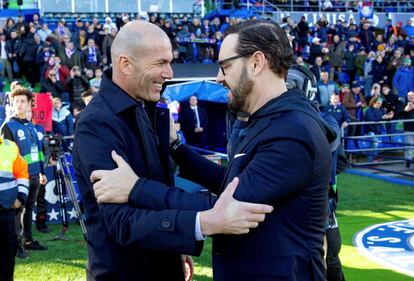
left=228, top=65, right=254, bottom=113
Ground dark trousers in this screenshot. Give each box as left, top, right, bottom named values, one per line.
left=186, top=131, right=207, bottom=148
left=0, top=209, right=18, bottom=281
left=326, top=227, right=346, bottom=281
left=21, top=60, right=37, bottom=87
left=36, top=184, right=47, bottom=225
left=16, top=174, right=41, bottom=242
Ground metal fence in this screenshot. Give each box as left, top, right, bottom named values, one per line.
left=343, top=119, right=414, bottom=168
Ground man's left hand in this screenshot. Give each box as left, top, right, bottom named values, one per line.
left=40, top=174, right=47, bottom=185
left=91, top=151, right=139, bottom=203
left=182, top=255, right=193, bottom=281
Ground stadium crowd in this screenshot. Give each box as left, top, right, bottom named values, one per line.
left=0, top=11, right=413, bottom=162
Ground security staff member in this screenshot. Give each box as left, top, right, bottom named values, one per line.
left=1, top=87, right=48, bottom=254
left=0, top=136, right=29, bottom=281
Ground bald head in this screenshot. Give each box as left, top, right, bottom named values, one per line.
left=111, top=21, right=170, bottom=65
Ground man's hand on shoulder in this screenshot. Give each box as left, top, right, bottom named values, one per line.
left=199, top=177, right=273, bottom=236
left=91, top=150, right=139, bottom=203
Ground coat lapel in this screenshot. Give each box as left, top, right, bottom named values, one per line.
left=219, top=117, right=272, bottom=194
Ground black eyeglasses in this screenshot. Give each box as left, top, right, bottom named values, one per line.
left=218, top=54, right=245, bottom=76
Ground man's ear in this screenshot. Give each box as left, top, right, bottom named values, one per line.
left=251, top=51, right=265, bottom=76
left=118, top=55, right=132, bottom=76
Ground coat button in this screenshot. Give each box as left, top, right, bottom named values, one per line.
left=161, top=219, right=171, bottom=229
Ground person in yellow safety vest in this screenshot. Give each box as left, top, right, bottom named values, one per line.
left=0, top=136, right=29, bottom=281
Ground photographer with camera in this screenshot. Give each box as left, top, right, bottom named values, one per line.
left=65, top=65, right=89, bottom=109
left=403, top=91, right=414, bottom=168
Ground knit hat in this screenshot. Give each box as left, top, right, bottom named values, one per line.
left=351, top=81, right=360, bottom=88
left=403, top=57, right=412, bottom=65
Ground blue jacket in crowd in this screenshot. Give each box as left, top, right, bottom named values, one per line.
left=393, top=66, right=414, bottom=98
left=324, top=103, right=352, bottom=127
left=52, top=107, right=74, bottom=136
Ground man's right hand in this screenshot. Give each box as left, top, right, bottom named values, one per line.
left=11, top=199, right=22, bottom=209
left=199, top=177, right=273, bottom=236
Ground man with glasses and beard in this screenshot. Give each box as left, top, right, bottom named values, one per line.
left=91, top=20, right=335, bottom=280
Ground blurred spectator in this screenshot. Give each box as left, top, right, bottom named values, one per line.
left=344, top=44, right=357, bottom=82
left=54, top=19, right=71, bottom=40
left=355, top=47, right=367, bottom=79
left=316, top=71, right=339, bottom=108
left=72, top=27, right=87, bottom=50
left=20, top=25, right=38, bottom=87
left=4, top=17, right=15, bottom=40
left=52, top=97, right=74, bottom=136
left=297, top=16, right=309, bottom=50
left=310, top=56, right=323, bottom=81
left=387, top=48, right=404, bottom=79
left=171, top=49, right=185, bottom=63
left=0, top=32, right=13, bottom=83
left=343, top=81, right=367, bottom=135
left=65, top=65, right=89, bottom=108
left=44, top=55, right=70, bottom=85
left=328, top=35, right=346, bottom=80
left=161, top=19, right=175, bottom=41
left=364, top=50, right=376, bottom=96
left=364, top=96, right=394, bottom=161
left=403, top=91, right=414, bottom=168
left=81, top=38, right=101, bottom=71
left=103, top=17, right=117, bottom=34
left=41, top=69, right=68, bottom=101
left=58, top=41, right=81, bottom=70
left=359, top=22, right=374, bottom=51
left=372, top=34, right=385, bottom=52
left=89, top=68, right=102, bottom=93
left=382, top=83, right=403, bottom=133
left=324, top=94, right=351, bottom=129
left=403, top=19, right=414, bottom=38
left=315, top=20, right=328, bottom=43
left=339, top=83, right=350, bottom=102
left=36, top=23, right=51, bottom=42
left=102, top=27, right=117, bottom=64
left=86, top=24, right=100, bottom=47
left=32, top=14, right=42, bottom=31
left=393, top=57, right=414, bottom=102
left=71, top=18, right=84, bottom=34
left=181, top=95, right=208, bottom=147
left=6, top=30, right=22, bottom=79
left=369, top=83, right=382, bottom=101
left=309, top=37, right=322, bottom=64
left=372, top=54, right=388, bottom=85
left=382, top=84, right=402, bottom=114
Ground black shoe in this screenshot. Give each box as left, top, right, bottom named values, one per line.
left=36, top=223, right=50, bottom=233
left=406, top=162, right=411, bottom=168
left=24, top=240, right=48, bottom=251
left=16, top=245, right=29, bottom=259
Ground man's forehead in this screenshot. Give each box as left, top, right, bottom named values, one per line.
left=218, top=34, right=239, bottom=59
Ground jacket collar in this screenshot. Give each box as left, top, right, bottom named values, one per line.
left=99, top=68, right=139, bottom=114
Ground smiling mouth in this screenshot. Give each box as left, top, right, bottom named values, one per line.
left=153, top=82, right=163, bottom=90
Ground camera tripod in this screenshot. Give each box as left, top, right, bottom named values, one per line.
left=44, top=137, right=87, bottom=241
